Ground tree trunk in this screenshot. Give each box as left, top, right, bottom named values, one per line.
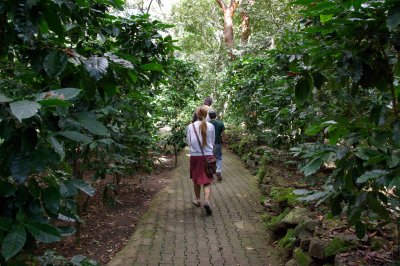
left=216, top=0, right=240, bottom=58
left=240, top=11, right=250, bottom=44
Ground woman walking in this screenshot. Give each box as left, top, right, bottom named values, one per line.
left=186, top=105, right=215, bottom=215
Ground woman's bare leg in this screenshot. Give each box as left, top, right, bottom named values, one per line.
left=193, top=183, right=201, bottom=202
left=204, top=184, right=211, bottom=204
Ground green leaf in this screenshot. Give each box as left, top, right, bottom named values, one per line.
left=320, top=14, right=333, bottom=23
left=75, top=112, right=108, bottom=136
left=387, top=7, right=400, bottom=32
left=0, top=93, right=12, bottom=103
left=302, top=158, right=322, bottom=176
left=367, top=193, right=389, bottom=219
left=389, top=176, right=400, bottom=188
left=44, top=6, right=64, bottom=37
left=387, top=151, right=400, bottom=168
left=128, top=71, right=138, bottom=83
left=27, top=0, right=40, bottom=7
left=2, top=225, right=26, bottom=261
left=305, top=123, right=322, bottom=136
left=140, top=63, right=163, bottom=72
left=70, top=179, right=95, bottom=196
left=43, top=185, right=61, bottom=214
left=49, top=136, right=65, bottom=160
left=25, top=222, right=61, bottom=243
left=355, top=220, right=365, bottom=239
left=10, top=101, right=41, bottom=122
left=37, top=88, right=81, bottom=101
left=44, top=50, right=68, bottom=77
left=39, top=98, right=72, bottom=107
left=290, top=0, right=315, bottom=5
left=356, top=170, right=389, bottom=184
left=84, top=56, right=109, bottom=81
left=0, top=181, right=16, bottom=197
left=58, top=131, right=92, bottom=144
left=393, top=121, right=400, bottom=145
left=10, top=154, right=30, bottom=184
left=295, top=73, right=314, bottom=105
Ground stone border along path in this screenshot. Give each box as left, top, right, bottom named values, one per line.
left=107, top=148, right=282, bottom=266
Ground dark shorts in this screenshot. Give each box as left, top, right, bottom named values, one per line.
left=190, top=155, right=214, bottom=185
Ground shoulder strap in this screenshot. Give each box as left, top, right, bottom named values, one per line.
left=192, top=123, right=206, bottom=157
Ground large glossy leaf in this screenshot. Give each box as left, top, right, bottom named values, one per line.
left=301, top=157, right=322, bottom=176
left=44, top=50, right=68, bottom=77
left=0, top=180, right=17, bottom=197
left=295, top=74, right=313, bottom=105
left=355, top=220, right=365, bottom=239
left=25, top=222, right=61, bottom=243
left=387, top=151, right=400, bottom=168
left=44, top=5, right=64, bottom=37
left=38, top=98, right=72, bottom=107
left=10, top=101, right=41, bottom=122
left=1, top=225, right=26, bottom=261
left=57, top=131, right=92, bottom=144
left=387, top=7, right=400, bottom=32
left=140, top=63, right=163, bottom=71
left=393, top=121, right=400, bottom=145
left=70, top=179, right=95, bottom=196
left=104, top=52, right=134, bottom=69
left=0, top=181, right=16, bottom=197
left=10, top=154, right=30, bottom=184
left=37, top=88, right=81, bottom=101
left=0, top=93, right=12, bottom=103
left=356, top=170, right=389, bottom=184
left=43, top=185, right=61, bottom=214
left=367, top=194, right=389, bottom=219
left=84, top=56, right=109, bottom=81
left=76, top=112, right=108, bottom=136
left=49, top=136, right=65, bottom=160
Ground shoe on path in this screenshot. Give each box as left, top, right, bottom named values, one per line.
left=192, top=199, right=201, bottom=207
left=204, top=204, right=212, bottom=215
left=216, top=172, right=222, bottom=181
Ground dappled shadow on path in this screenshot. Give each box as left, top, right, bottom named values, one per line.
left=108, top=148, right=283, bottom=266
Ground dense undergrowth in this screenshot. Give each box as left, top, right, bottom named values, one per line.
left=220, top=0, right=400, bottom=245
left=0, top=1, right=196, bottom=263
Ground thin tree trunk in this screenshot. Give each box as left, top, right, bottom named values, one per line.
left=215, top=0, right=240, bottom=58
left=240, top=11, right=251, bottom=44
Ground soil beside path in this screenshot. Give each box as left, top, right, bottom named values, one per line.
left=108, top=148, right=283, bottom=266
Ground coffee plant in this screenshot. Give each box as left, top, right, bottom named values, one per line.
left=0, top=0, right=192, bottom=262
left=221, top=0, right=400, bottom=238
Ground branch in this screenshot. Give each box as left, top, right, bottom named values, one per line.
left=215, top=0, right=227, bottom=11
left=230, top=0, right=240, bottom=12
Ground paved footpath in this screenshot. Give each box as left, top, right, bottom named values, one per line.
left=108, top=149, right=282, bottom=266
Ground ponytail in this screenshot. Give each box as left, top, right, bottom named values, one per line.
left=200, top=120, right=207, bottom=147
left=195, top=105, right=209, bottom=147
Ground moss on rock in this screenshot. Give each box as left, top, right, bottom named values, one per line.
left=294, top=248, right=313, bottom=266
left=278, top=228, right=296, bottom=249
left=325, top=238, right=351, bottom=257
left=270, top=187, right=299, bottom=206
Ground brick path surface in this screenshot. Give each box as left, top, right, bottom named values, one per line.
left=107, top=149, right=282, bottom=266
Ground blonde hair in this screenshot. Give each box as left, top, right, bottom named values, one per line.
left=196, top=105, right=208, bottom=147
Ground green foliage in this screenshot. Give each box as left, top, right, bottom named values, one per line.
left=0, top=0, right=189, bottom=262
left=265, top=208, right=290, bottom=231
left=278, top=228, right=296, bottom=249
left=221, top=0, right=400, bottom=239
left=270, top=187, right=299, bottom=206
left=294, top=247, right=313, bottom=266
left=38, top=250, right=98, bottom=266
left=325, top=238, right=352, bottom=257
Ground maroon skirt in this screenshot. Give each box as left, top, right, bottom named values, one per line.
left=190, top=155, right=214, bottom=185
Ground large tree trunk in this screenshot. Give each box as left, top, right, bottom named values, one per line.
left=240, top=11, right=250, bottom=44
left=216, top=0, right=240, bottom=58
